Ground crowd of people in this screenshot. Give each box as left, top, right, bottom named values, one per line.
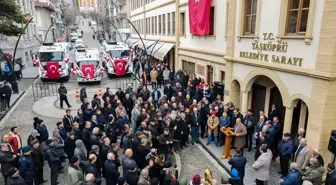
left=0, top=65, right=335, bottom=185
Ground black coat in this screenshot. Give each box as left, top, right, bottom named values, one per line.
left=122, top=98, right=133, bottom=112
left=126, top=171, right=139, bottom=185
left=136, top=145, right=150, bottom=169
left=189, top=113, right=200, bottom=127
left=231, top=113, right=244, bottom=128
left=104, top=160, right=120, bottom=185
left=0, top=150, right=16, bottom=176
left=63, top=115, right=74, bottom=132
left=72, top=128, right=82, bottom=140
left=7, top=176, right=27, bottom=185
left=31, top=147, right=44, bottom=169
left=64, top=138, right=76, bottom=159
left=82, top=128, right=92, bottom=148
left=105, top=123, right=118, bottom=143
left=90, top=134, right=102, bottom=147
left=200, top=104, right=210, bottom=123
left=164, top=86, right=174, bottom=100
left=36, top=125, right=49, bottom=143
left=116, top=91, right=125, bottom=100
left=86, top=163, right=101, bottom=185
left=100, top=144, right=111, bottom=166
left=326, top=171, right=336, bottom=185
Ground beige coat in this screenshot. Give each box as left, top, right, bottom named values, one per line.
left=294, top=146, right=312, bottom=170
left=252, top=149, right=273, bottom=181
left=150, top=70, right=158, bottom=83
left=233, top=123, right=247, bottom=149
left=207, top=116, right=219, bottom=136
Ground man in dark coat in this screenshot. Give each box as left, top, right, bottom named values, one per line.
left=122, top=94, right=133, bottom=121
left=31, top=139, right=45, bottom=185
left=158, top=128, right=173, bottom=160
left=80, top=87, right=88, bottom=104
left=279, top=133, right=293, bottom=177
left=100, top=138, right=111, bottom=178
left=272, top=116, right=282, bottom=159
left=19, top=146, right=35, bottom=185
left=64, top=132, right=76, bottom=160
left=105, top=152, right=120, bottom=185
left=136, top=138, right=150, bottom=169
left=164, top=84, right=174, bottom=101
left=35, top=119, right=49, bottom=144
left=6, top=167, right=26, bottom=185
left=62, top=109, right=74, bottom=132
left=86, top=154, right=101, bottom=185
left=116, top=88, right=126, bottom=100
left=200, top=100, right=210, bottom=138
left=180, top=112, right=190, bottom=148
left=44, top=139, right=61, bottom=185
left=243, top=109, right=256, bottom=152
left=72, top=122, right=82, bottom=140
left=58, top=83, right=71, bottom=108
left=0, top=143, right=17, bottom=184
left=82, top=122, right=92, bottom=152
left=90, top=127, right=102, bottom=148
left=125, top=163, right=139, bottom=185
left=228, top=148, right=247, bottom=181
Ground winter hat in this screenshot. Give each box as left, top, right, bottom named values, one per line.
left=46, top=139, right=54, bottom=146
left=70, top=156, right=79, bottom=164
left=53, top=128, right=59, bottom=134
left=33, top=117, right=39, bottom=122
left=192, top=175, right=201, bottom=183
left=30, top=129, right=38, bottom=136
left=56, top=121, right=63, bottom=127
left=117, top=177, right=126, bottom=185
left=22, top=146, right=32, bottom=154
left=91, top=145, right=99, bottom=152
left=69, top=131, right=76, bottom=136
left=30, top=139, right=39, bottom=145
left=36, top=119, right=43, bottom=125
left=75, top=140, right=83, bottom=147
left=7, top=167, right=17, bottom=177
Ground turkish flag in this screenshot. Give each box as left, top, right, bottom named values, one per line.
left=188, top=0, right=212, bottom=35
left=46, top=62, right=60, bottom=79
left=114, top=60, right=126, bottom=76
left=82, top=64, right=95, bottom=78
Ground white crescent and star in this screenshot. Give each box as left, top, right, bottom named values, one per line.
left=195, top=0, right=200, bottom=3
left=85, top=67, right=92, bottom=73
left=49, top=65, right=57, bottom=73
left=117, top=62, right=123, bottom=70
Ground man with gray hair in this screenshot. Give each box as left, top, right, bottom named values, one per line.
left=105, top=152, right=120, bottom=185
left=294, top=138, right=311, bottom=171
left=302, top=158, right=325, bottom=185
left=293, top=128, right=305, bottom=157
left=85, top=173, right=95, bottom=185
left=312, top=149, right=324, bottom=167
left=279, top=162, right=302, bottom=185
left=90, top=127, right=102, bottom=147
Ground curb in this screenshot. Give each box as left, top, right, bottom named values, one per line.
left=173, top=151, right=182, bottom=178
left=197, top=138, right=231, bottom=174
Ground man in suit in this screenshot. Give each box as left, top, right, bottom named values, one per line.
left=293, top=128, right=305, bottom=159
left=279, top=133, right=293, bottom=177
left=252, top=145, right=273, bottom=185
left=268, top=104, right=278, bottom=122
left=294, top=138, right=311, bottom=172
left=255, top=116, right=265, bottom=149
left=190, top=107, right=200, bottom=145
left=233, top=118, right=247, bottom=154
left=228, top=148, right=247, bottom=181
left=272, top=116, right=282, bottom=159
left=312, top=149, right=324, bottom=167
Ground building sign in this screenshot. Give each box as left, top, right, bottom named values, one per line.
left=196, top=64, right=205, bottom=76
left=239, top=33, right=303, bottom=67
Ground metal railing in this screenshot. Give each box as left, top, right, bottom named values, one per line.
left=114, top=74, right=140, bottom=91
left=32, top=82, right=59, bottom=100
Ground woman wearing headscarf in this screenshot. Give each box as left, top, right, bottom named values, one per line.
left=201, top=168, right=217, bottom=185
left=74, top=140, right=89, bottom=172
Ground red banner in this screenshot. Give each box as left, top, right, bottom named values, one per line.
left=114, top=60, right=126, bottom=76
left=46, top=62, right=60, bottom=79
left=82, top=64, right=95, bottom=78
left=188, top=0, right=212, bottom=35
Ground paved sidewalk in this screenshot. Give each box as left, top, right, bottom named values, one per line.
left=198, top=137, right=281, bottom=185
left=22, top=63, right=38, bottom=79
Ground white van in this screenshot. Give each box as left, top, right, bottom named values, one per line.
left=70, top=33, right=78, bottom=42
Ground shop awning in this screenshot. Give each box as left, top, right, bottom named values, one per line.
left=138, top=40, right=155, bottom=50
left=127, top=38, right=140, bottom=48
left=146, top=42, right=165, bottom=55
left=153, top=43, right=174, bottom=61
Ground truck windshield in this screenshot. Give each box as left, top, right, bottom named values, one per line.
left=109, top=50, right=129, bottom=58
left=77, top=60, right=99, bottom=67
left=39, top=52, right=64, bottom=62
